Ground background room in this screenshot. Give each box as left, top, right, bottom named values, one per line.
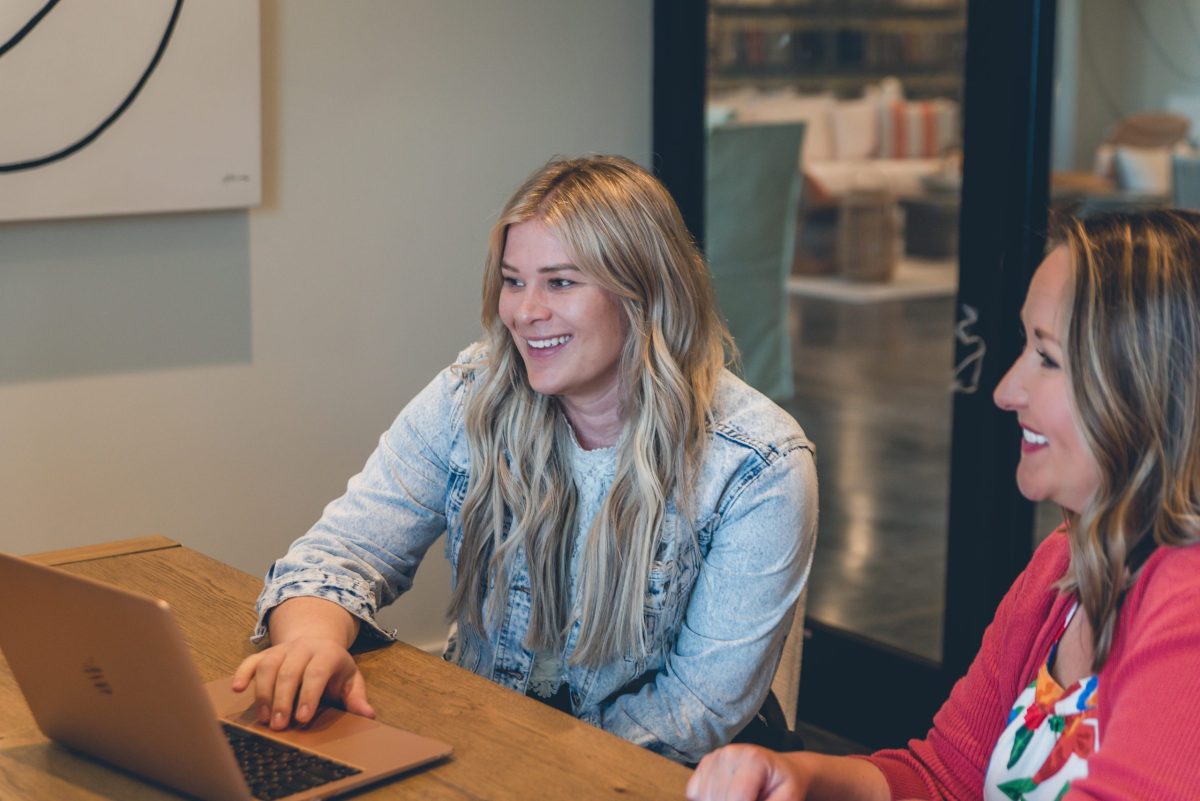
left=698, top=0, right=1200, bottom=747
left=8, top=0, right=1200, bottom=754
left=0, top=0, right=651, bottom=653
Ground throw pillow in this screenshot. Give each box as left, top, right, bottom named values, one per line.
left=879, top=99, right=959, bottom=159
left=831, top=97, right=880, bottom=159
left=735, top=90, right=836, bottom=162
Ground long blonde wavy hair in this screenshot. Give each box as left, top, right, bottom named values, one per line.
left=447, top=156, right=732, bottom=666
left=1053, top=210, right=1200, bottom=670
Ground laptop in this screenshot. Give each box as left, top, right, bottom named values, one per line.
left=0, top=551, right=452, bottom=801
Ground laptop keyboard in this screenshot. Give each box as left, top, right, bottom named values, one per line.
left=221, top=722, right=362, bottom=800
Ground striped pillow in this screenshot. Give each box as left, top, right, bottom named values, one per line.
left=879, top=99, right=959, bottom=159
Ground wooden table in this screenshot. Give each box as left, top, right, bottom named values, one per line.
left=0, top=537, right=693, bottom=800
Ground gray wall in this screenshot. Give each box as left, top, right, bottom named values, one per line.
left=0, top=0, right=651, bottom=650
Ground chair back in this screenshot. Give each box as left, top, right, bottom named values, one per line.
left=705, top=122, right=805, bottom=401
left=769, top=585, right=807, bottom=732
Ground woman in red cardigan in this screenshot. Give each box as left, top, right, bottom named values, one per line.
left=688, top=209, right=1200, bottom=801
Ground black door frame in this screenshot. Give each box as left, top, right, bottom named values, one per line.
left=653, top=0, right=707, bottom=247
left=652, top=0, right=1057, bottom=748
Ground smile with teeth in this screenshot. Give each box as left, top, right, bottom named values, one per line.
left=1022, top=428, right=1048, bottom=446
left=527, top=335, right=572, bottom=349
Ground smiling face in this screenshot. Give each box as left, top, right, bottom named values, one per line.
left=994, top=247, right=1102, bottom=513
left=497, top=219, right=629, bottom=419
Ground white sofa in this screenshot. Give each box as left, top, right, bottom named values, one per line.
left=708, top=82, right=960, bottom=200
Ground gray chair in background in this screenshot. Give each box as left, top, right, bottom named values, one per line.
left=770, top=585, right=808, bottom=734
left=1173, top=154, right=1200, bottom=210
left=705, top=122, right=805, bottom=402
left=705, top=122, right=808, bottom=737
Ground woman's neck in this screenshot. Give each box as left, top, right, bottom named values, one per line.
left=560, top=390, right=622, bottom=450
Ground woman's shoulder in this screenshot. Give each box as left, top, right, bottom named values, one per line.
left=1030, top=526, right=1072, bottom=573
left=448, top=341, right=489, bottom=381
left=689, top=372, right=817, bottom=537
left=392, top=342, right=488, bottom=437
left=1140, top=537, right=1200, bottom=572
left=1107, top=541, right=1200, bottom=690
left=423, top=341, right=490, bottom=399
left=707, top=369, right=813, bottom=461
left=1128, top=539, right=1200, bottom=608
left=999, top=528, right=1073, bottom=605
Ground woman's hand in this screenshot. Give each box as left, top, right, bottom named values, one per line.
left=687, top=745, right=811, bottom=801
left=231, top=597, right=374, bottom=730
left=688, top=745, right=891, bottom=801
left=232, top=636, right=374, bottom=729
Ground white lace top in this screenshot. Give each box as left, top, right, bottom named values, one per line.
left=526, top=430, right=617, bottom=700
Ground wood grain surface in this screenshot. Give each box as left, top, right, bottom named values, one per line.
left=0, top=541, right=692, bottom=799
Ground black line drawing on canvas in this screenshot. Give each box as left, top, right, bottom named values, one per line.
left=0, top=0, right=183, bottom=173
left=0, top=0, right=259, bottom=221
left=0, top=0, right=60, bottom=59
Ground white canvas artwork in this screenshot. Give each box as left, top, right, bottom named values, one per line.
left=0, top=0, right=261, bottom=222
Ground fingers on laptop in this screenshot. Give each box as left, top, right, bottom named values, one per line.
left=232, top=640, right=372, bottom=729
left=325, top=668, right=376, bottom=720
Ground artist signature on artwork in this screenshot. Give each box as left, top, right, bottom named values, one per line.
left=222, top=173, right=251, bottom=184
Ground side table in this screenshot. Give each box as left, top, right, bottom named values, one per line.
left=900, top=193, right=959, bottom=260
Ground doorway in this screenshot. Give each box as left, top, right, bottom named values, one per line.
left=654, top=0, right=1057, bottom=747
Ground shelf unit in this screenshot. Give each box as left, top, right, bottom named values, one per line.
left=709, top=1, right=967, bottom=99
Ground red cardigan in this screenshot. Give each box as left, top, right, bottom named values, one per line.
left=864, top=530, right=1200, bottom=800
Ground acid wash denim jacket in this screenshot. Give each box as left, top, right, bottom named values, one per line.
left=254, top=347, right=818, bottom=764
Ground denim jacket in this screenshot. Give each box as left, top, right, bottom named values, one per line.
left=255, top=348, right=817, bottom=764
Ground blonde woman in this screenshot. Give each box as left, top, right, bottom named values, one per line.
left=689, top=210, right=1200, bottom=800
left=234, top=155, right=818, bottom=763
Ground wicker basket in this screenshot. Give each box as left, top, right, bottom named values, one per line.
left=792, top=204, right=838, bottom=276
left=837, top=190, right=899, bottom=283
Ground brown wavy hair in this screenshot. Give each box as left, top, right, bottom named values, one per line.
left=1052, top=209, right=1200, bottom=669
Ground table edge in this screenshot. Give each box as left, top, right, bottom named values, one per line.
left=24, top=535, right=181, bottom=566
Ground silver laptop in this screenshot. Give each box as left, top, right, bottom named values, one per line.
left=0, top=551, right=452, bottom=801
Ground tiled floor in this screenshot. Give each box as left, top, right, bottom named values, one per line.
left=779, top=289, right=1061, bottom=663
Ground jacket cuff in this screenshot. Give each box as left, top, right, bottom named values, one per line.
left=252, top=569, right=397, bottom=645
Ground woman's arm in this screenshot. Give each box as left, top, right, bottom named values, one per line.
left=688, top=746, right=891, bottom=801
left=865, top=536, right=1070, bottom=800
left=233, top=596, right=372, bottom=729
left=252, top=363, right=468, bottom=643
left=1067, top=547, right=1200, bottom=799
left=688, top=533, right=1072, bottom=799
left=267, top=594, right=360, bottom=647
left=237, top=362, right=471, bottom=727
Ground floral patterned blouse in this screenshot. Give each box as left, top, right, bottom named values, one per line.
left=983, top=603, right=1100, bottom=801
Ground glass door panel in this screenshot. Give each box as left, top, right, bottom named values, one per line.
left=655, top=0, right=1055, bottom=746
left=1039, top=0, right=1200, bottom=538
left=706, top=0, right=967, bottom=663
